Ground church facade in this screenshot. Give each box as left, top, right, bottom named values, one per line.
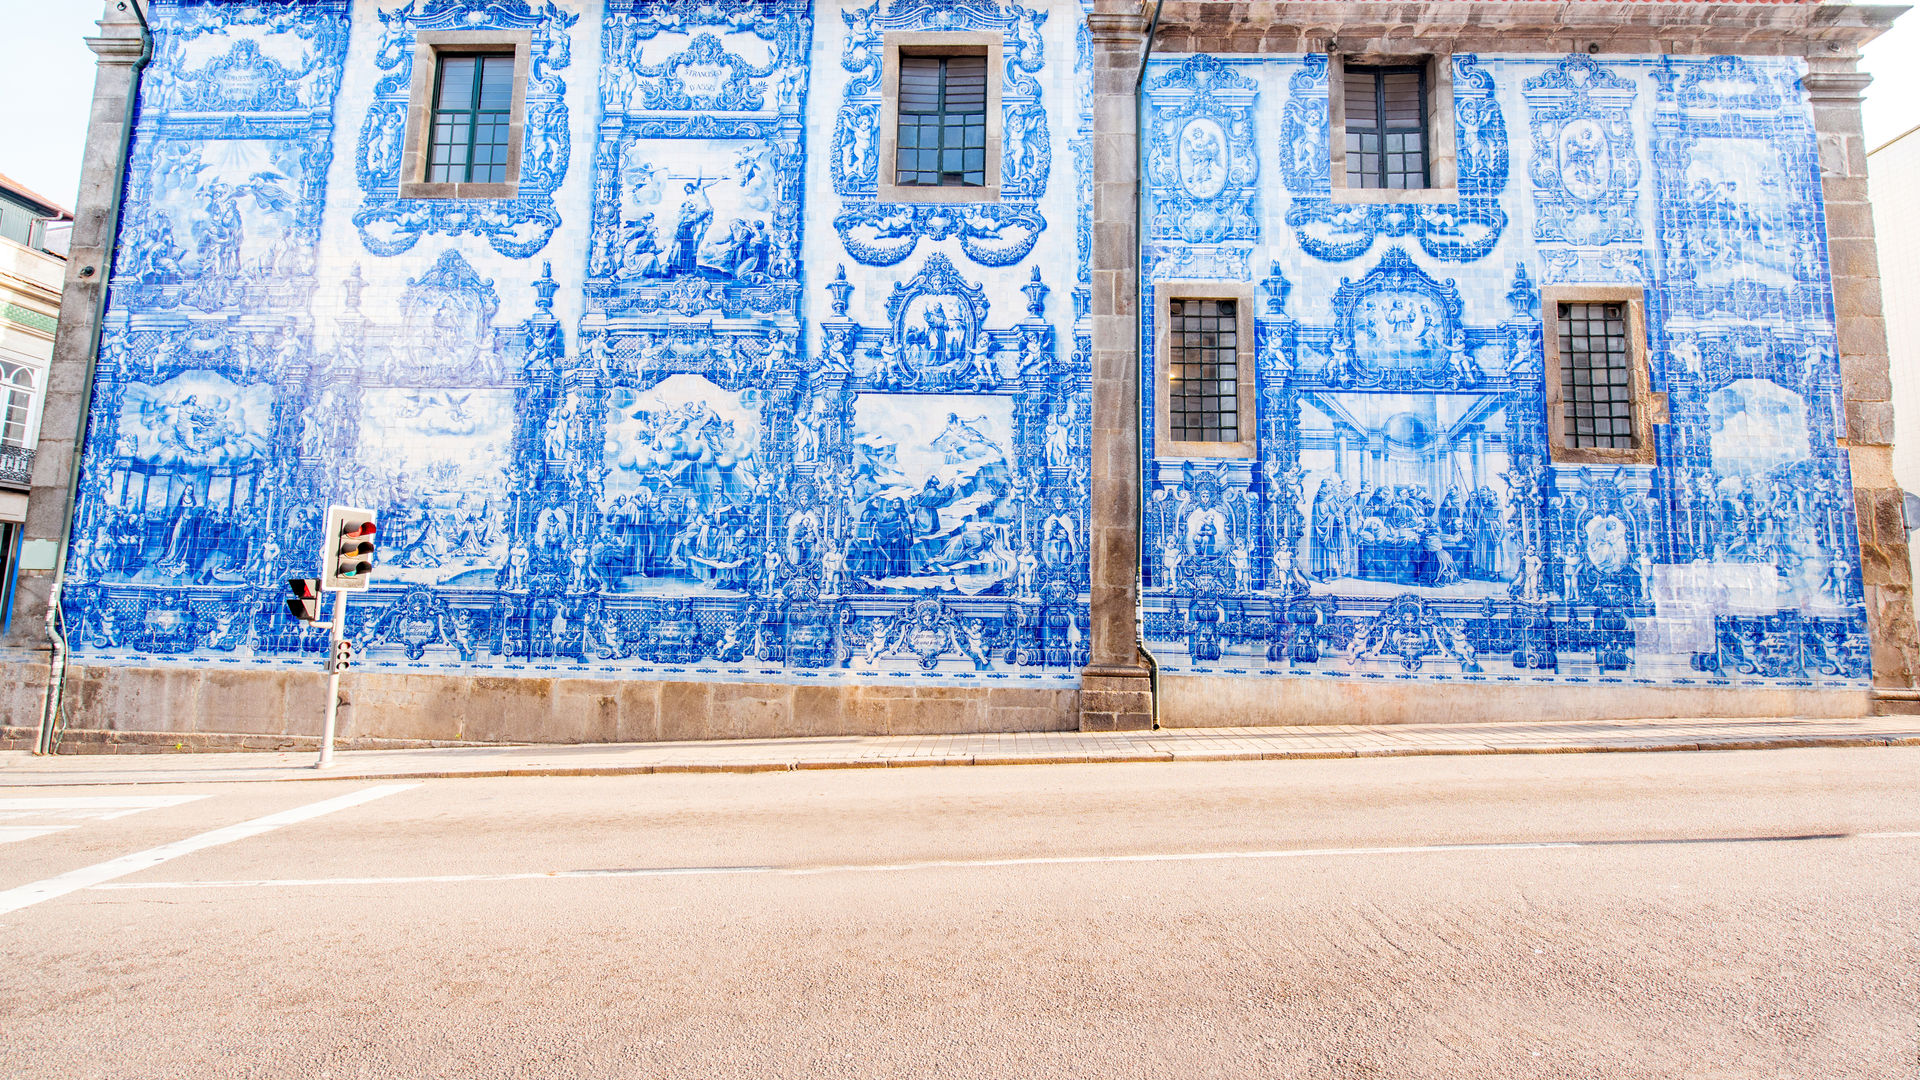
left=5, top=0, right=1912, bottom=747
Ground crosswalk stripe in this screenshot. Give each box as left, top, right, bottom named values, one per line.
left=0, top=784, right=418, bottom=917
left=0, top=825, right=79, bottom=845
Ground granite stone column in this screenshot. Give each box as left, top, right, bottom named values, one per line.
left=1079, top=0, right=1154, bottom=731
left=3, top=3, right=144, bottom=707
left=1805, top=52, right=1920, bottom=712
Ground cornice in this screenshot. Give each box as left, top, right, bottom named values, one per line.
left=1147, top=1, right=1908, bottom=56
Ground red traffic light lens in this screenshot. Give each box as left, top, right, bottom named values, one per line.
left=345, top=522, right=376, bottom=537
left=286, top=578, right=319, bottom=598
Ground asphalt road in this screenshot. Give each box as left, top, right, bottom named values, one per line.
left=1, top=748, right=1917, bottom=1079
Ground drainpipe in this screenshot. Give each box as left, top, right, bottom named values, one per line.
left=36, top=0, right=152, bottom=756
left=1131, top=0, right=1165, bottom=729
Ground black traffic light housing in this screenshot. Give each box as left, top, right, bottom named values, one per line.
left=286, top=578, right=321, bottom=622
left=321, top=505, right=378, bottom=591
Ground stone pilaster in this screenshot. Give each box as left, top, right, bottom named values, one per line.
left=6, top=1, right=146, bottom=657
left=1805, top=53, right=1920, bottom=713
left=1080, top=0, right=1154, bottom=732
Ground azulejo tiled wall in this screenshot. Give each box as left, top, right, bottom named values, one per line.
left=64, top=0, right=1093, bottom=688
left=1140, top=52, right=1870, bottom=690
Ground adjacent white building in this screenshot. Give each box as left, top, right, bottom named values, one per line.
left=1868, top=127, right=1920, bottom=581
left=0, top=173, right=68, bottom=632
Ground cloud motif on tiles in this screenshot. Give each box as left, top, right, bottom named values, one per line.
left=118, top=373, right=275, bottom=470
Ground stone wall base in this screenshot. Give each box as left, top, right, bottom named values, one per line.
left=1872, top=690, right=1920, bottom=716
left=1159, top=674, right=1872, bottom=726
left=4, top=659, right=1890, bottom=749
left=1079, top=667, right=1154, bottom=731
left=0, top=661, right=1080, bottom=746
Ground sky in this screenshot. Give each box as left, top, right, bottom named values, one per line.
left=1, top=0, right=1917, bottom=210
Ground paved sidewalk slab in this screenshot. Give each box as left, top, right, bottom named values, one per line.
left=1, top=716, right=1917, bottom=786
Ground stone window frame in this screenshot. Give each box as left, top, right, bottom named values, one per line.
left=398, top=31, right=532, bottom=200
left=877, top=32, right=1004, bottom=205
left=1327, top=52, right=1458, bottom=204
left=1154, top=281, right=1258, bottom=461
left=1541, top=285, right=1665, bottom=467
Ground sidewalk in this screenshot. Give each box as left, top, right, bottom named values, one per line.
left=2, top=715, right=1917, bottom=786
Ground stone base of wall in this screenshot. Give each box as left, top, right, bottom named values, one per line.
left=1159, top=674, right=1872, bottom=727
left=0, top=724, right=487, bottom=754
left=1872, top=690, right=1920, bottom=716
left=1079, top=668, right=1154, bottom=731
left=5, top=658, right=1886, bottom=749
left=3, top=661, right=1081, bottom=746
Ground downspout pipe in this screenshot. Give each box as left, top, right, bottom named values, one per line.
left=36, top=0, right=152, bottom=756
left=1131, top=0, right=1165, bottom=728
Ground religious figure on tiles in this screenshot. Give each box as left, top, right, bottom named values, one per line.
left=669, top=178, right=719, bottom=276
left=126, top=211, right=188, bottom=281
left=1044, top=401, right=1074, bottom=470
left=614, top=213, right=666, bottom=280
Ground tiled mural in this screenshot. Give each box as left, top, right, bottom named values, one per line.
left=64, top=0, right=1092, bottom=687
left=55, top=0, right=1873, bottom=695
left=1141, top=52, right=1869, bottom=689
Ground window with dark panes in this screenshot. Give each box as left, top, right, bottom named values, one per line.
left=896, top=55, right=988, bottom=187
left=1344, top=64, right=1429, bottom=189
left=429, top=54, right=514, bottom=183
left=1168, top=298, right=1240, bottom=443
left=1557, top=301, right=1635, bottom=449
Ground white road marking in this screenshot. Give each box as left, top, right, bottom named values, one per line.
left=0, top=784, right=418, bottom=916
left=0, top=825, right=78, bottom=845
left=93, top=840, right=1586, bottom=891
left=0, top=795, right=207, bottom=822
left=89, top=832, right=1902, bottom=895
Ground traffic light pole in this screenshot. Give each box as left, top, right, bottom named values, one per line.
left=318, top=589, right=347, bottom=769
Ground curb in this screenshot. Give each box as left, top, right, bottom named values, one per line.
left=5, top=730, right=1903, bottom=786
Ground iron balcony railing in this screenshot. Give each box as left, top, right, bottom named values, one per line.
left=0, top=442, right=34, bottom=490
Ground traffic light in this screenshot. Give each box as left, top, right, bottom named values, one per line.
left=327, top=638, right=354, bottom=674
left=286, top=578, right=321, bottom=622
left=321, top=505, right=378, bottom=591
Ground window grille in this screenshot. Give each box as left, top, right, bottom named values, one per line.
left=429, top=55, right=515, bottom=184
left=895, top=55, right=988, bottom=187
left=1344, top=65, right=1429, bottom=190
left=1557, top=301, right=1636, bottom=449
left=1168, top=298, right=1240, bottom=443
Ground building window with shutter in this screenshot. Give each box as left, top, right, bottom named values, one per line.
left=1541, top=287, right=1660, bottom=465
left=895, top=55, right=989, bottom=187
left=397, top=32, right=530, bottom=199
left=428, top=54, right=515, bottom=184
left=1343, top=65, right=1428, bottom=190
left=1329, top=54, right=1458, bottom=201
left=879, top=35, right=1003, bottom=203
